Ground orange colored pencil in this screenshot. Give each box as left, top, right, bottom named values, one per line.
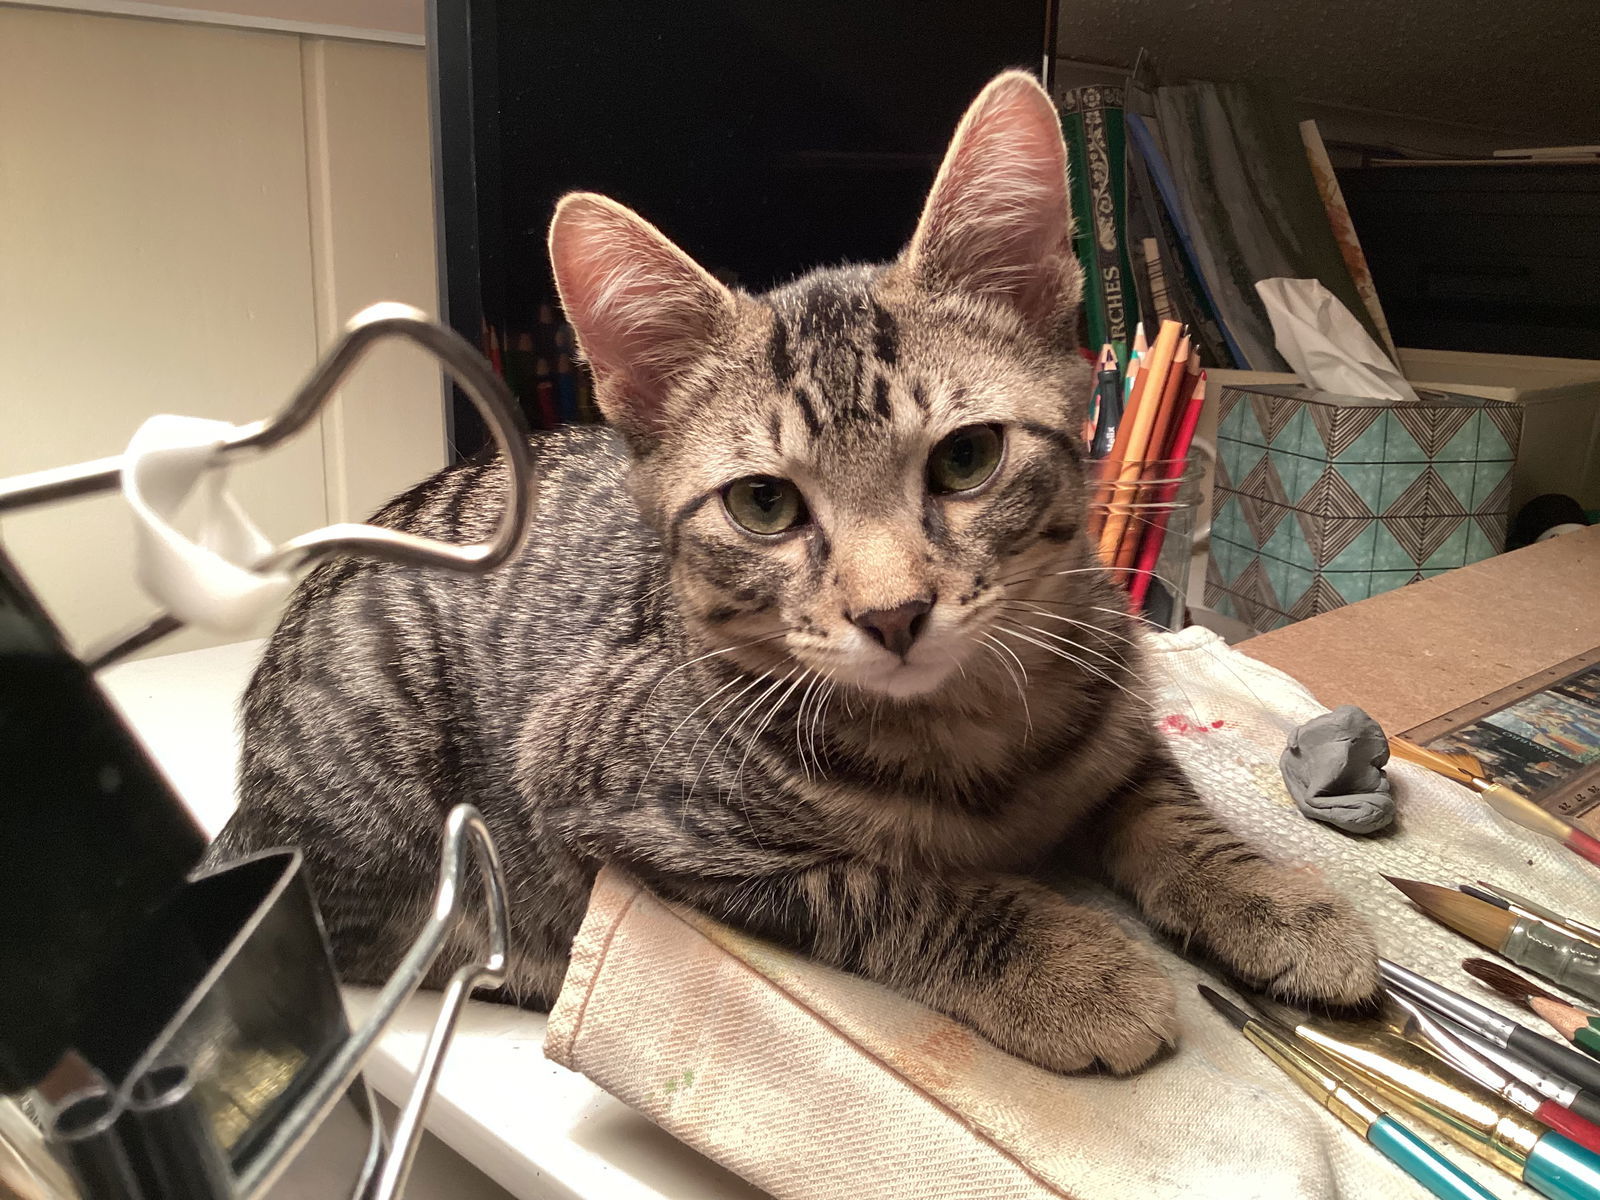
left=1114, top=335, right=1191, bottom=571
left=1097, top=319, right=1182, bottom=565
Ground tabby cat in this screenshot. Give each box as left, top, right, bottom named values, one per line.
left=212, top=72, right=1378, bottom=1074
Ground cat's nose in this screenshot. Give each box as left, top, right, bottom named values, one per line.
left=851, top=598, right=933, bottom=658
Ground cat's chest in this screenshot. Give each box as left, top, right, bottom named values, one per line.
left=805, top=693, right=1150, bottom=872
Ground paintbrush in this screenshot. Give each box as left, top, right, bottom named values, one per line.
left=1476, top=882, right=1600, bottom=945
left=1467, top=959, right=1600, bottom=1061
left=1387, top=738, right=1600, bottom=867
left=1273, top=996, right=1600, bottom=1198
left=1461, top=884, right=1600, bottom=949
left=1388, top=988, right=1600, bottom=1151
left=1381, top=959, right=1600, bottom=1096
left=1198, top=987, right=1500, bottom=1200
left=1386, top=876, right=1600, bottom=1008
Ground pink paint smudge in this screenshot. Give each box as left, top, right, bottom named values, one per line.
left=1160, top=714, right=1226, bottom=736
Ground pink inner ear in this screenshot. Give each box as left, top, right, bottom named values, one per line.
left=909, top=74, right=1075, bottom=323
left=549, top=196, right=729, bottom=404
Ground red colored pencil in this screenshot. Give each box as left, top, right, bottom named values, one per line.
left=1127, top=369, right=1207, bottom=611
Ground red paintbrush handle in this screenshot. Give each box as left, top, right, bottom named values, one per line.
left=1537, top=1099, right=1600, bottom=1153
left=1565, top=827, right=1600, bottom=868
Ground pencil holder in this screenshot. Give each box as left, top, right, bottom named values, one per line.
left=1089, top=456, right=1205, bottom=631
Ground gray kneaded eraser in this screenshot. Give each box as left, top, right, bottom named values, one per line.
left=1279, top=704, right=1395, bottom=835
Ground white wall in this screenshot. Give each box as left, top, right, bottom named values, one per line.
left=0, top=5, right=444, bottom=656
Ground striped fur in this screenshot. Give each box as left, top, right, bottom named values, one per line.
left=210, top=73, right=1376, bottom=1074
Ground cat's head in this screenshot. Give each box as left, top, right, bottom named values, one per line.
left=550, top=71, right=1093, bottom=699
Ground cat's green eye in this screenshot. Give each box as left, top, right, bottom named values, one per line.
left=928, top=424, right=1004, bottom=494
left=721, top=475, right=808, bottom=535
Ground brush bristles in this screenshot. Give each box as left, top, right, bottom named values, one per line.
left=1463, top=957, right=1597, bottom=1042
left=1387, top=739, right=1479, bottom=785
left=1383, top=875, right=1515, bottom=950
left=1462, top=957, right=1562, bottom=1006
left=1198, top=985, right=1252, bottom=1031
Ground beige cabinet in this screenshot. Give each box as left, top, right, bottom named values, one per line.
left=0, top=6, right=444, bottom=655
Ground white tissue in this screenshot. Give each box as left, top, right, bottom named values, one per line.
left=121, top=414, right=295, bottom=633
left=1256, top=278, right=1420, bottom=404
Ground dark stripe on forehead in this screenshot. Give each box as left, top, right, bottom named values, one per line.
left=768, top=317, right=794, bottom=385
left=911, top=380, right=929, bottom=411
left=871, top=302, right=899, bottom=365
left=767, top=409, right=783, bottom=452
left=872, top=374, right=891, bottom=420
left=793, top=386, right=822, bottom=438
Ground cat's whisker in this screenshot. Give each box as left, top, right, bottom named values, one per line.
left=995, top=603, right=1132, bottom=673
left=633, top=671, right=746, bottom=805
left=975, top=633, right=1031, bottom=737
left=731, top=669, right=811, bottom=811
left=1000, top=563, right=1166, bottom=588
left=992, top=619, right=1151, bottom=709
left=801, top=674, right=836, bottom=780
left=792, top=672, right=826, bottom=782
left=1009, top=601, right=1254, bottom=731
left=709, top=668, right=795, bottom=794
left=996, top=617, right=1157, bottom=696
left=1002, top=601, right=1145, bottom=647
left=640, top=629, right=794, bottom=713
left=813, top=682, right=836, bottom=771
left=1093, top=603, right=1278, bottom=719
left=681, top=668, right=776, bottom=817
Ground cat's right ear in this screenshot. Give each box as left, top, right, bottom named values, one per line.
left=549, top=193, right=736, bottom=443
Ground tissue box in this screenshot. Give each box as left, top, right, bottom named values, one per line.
left=1206, top=384, right=1521, bottom=631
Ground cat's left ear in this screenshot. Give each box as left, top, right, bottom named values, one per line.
left=902, top=71, right=1081, bottom=340
left=549, top=192, right=737, bottom=444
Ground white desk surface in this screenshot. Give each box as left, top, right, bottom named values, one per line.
left=99, top=642, right=765, bottom=1200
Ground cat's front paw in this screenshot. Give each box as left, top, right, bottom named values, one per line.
left=959, top=907, right=1179, bottom=1074
left=1201, top=872, right=1379, bottom=1007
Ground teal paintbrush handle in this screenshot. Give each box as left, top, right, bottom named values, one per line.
left=1527, top=1133, right=1600, bottom=1200
left=1367, top=1116, right=1501, bottom=1200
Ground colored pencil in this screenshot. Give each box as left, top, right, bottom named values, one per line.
left=1088, top=344, right=1121, bottom=454
left=1097, top=319, right=1181, bottom=563
left=1113, top=334, right=1191, bottom=572
left=1198, top=987, right=1500, bottom=1200
left=1466, top=959, right=1600, bottom=1061
left=1126, top=368, right=1207, bottom=611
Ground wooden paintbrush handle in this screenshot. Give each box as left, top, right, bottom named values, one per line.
left=1479, top=782, right=1579, bottom=843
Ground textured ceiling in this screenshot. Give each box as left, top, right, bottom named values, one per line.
left=1056, top=0, right=1600, bottom=144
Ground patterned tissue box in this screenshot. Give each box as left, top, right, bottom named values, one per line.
left=1206, top=383, right=1521, bottom=632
